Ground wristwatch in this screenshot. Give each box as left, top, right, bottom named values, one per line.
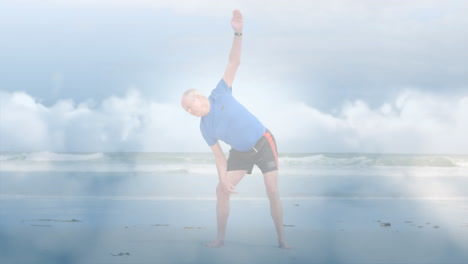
left=234, top=32, right=243, bottom=36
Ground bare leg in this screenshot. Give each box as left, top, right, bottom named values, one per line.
left=263, top=170, right=291, bottom=248
left=205, top=170, right=247, bottom=248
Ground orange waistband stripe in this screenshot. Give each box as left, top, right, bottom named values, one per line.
left=263, top=131, right=279, bottom=169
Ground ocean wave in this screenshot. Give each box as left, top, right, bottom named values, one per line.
left=280, top=154, right=373, bottom=167
left=0, top=151, right=105, bottom=161
left=280, top=154, right=468, bottom=168
left=0, top=154, right=24, bottom=161
left=448, top=157, right=468, bottom=167
left=0, top=162, right=215, bottom=174
left=1, top=152, right=468, bottom=172
left=28, top=151, right=105, bottom=161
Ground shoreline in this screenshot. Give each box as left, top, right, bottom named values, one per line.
left=2, top=194, right=468, bottom=200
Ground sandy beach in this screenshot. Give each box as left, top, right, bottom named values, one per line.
left=1, top=152, right=468, bottom=263
left=1, top=196, right=468, bottom=264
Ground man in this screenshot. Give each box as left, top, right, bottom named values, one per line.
left=181, top=9, right=290, bottom=249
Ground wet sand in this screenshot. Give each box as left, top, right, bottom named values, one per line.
left=1, top=197, right=468, bottom=264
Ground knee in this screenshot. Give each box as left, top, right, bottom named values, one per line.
left=265, top=186, right=279, bottom=197
left=216, top=184, right=230, bottom=198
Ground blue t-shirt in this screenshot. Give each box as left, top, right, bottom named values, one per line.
left=200, top=79, right=266, bottom=152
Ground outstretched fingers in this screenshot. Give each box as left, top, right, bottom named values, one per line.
left=231, top=9, right=243, bottom=28
left=233, top=9, right=242, bottom=18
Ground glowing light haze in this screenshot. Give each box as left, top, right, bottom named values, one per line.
left=0, top=0, right=467, bottom=153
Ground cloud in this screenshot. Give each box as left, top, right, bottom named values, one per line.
left=1, top=88, right=467, bottom=153
left=258, top=89, right=468, bottom=154
left=2, top=0, right=467, bottom=112
left=0, top=89, right=202, bottom=152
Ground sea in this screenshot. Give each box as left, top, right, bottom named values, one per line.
left=1, top=151, right=468, bottom=200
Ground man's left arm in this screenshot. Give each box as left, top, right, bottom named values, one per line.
left=223, top=9, right=243, bottom=89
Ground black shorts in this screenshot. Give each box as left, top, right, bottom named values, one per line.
left=227, top=129, right=279, bottom=174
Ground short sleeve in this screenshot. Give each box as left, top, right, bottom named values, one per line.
left=211, top=78, right=232, bottom=98
left=200, top=121, right=216, bottom=147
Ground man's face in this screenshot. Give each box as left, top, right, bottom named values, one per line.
left=182, top=95, right=204, bottom=117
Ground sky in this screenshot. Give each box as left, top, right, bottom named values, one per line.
left=0, top=0, right=467, bottom=153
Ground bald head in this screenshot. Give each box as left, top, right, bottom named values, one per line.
left=181, top=89, right=210, bottom=117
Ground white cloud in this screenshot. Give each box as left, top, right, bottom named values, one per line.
left=262, top=90, right=468, bottom=153
left=0, top=89, right=202, bottom=152
left=3, top=0, right=467, bottom=111
left=1, top=88, right=467, bottom=153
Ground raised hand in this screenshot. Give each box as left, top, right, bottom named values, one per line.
left=231, top=9, right=243, bottom=33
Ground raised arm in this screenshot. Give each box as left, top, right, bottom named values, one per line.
left=223, top=9, right=243, bottom=89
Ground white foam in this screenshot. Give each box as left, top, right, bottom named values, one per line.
left=0, top=154, right=23, bottom=161
left=24, top=151, right=104, bottom=161
left=2, top=152, right=468, bottom=173
left=280, top=154, right=373, bottom=167
left=449, top=157, right=468, bottom=167
left=279, top=154, right=468, bottom=168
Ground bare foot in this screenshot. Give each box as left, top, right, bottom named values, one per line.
left=205, top=240, right=224, bottom=248
left=278, top=240, right=292, bottom=249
